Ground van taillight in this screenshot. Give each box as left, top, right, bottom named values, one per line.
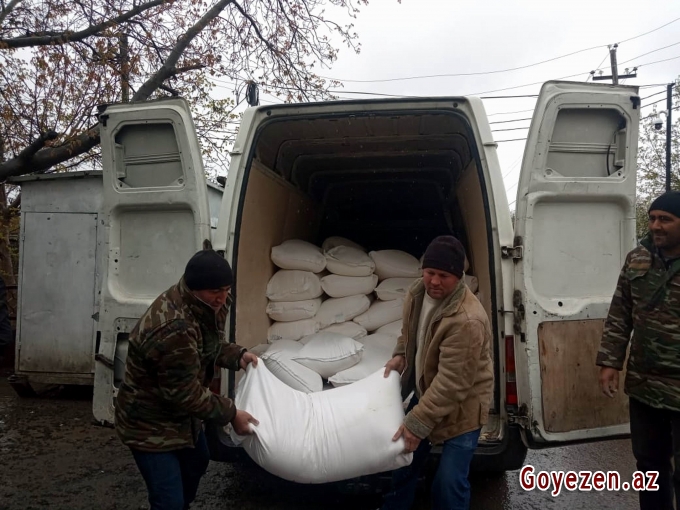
left=505, top=335, right=518, bottom=405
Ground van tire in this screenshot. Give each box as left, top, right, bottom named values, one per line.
left=470, top=424, right=527, bottom=473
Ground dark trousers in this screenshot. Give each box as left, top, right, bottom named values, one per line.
left=381, top=397, right=481, bottom=510
left=131, top=430, right=210, bottom=510
left=629, top=397, right=680, bottom=510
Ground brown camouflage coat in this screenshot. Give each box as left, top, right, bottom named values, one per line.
left=597, top=233, right=680, bottom=411
left=114, top=277, right=245, bottom=452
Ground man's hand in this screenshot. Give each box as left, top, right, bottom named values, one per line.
left=239, top=351, right=259, bottom=371
left=232, top=409, right=259, bottom=435
left=384, top=355, right=406, bottom=378
left=393, top=424, right=421, bottom=453
left=599, top=367, right=620, bottom=398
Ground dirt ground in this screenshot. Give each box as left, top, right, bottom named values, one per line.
left=0, top=367, right=641, bottom=510
left=0, top=372, right=414, bottom=510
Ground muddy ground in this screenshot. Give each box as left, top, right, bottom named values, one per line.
left=0, top=369, right=641, bottom=510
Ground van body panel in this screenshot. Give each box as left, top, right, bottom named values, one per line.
left=93, top=98, right=211, bottom=424
left=514, top=80, right=640, bottom=444
left=213, top=98, right=510, bottom=445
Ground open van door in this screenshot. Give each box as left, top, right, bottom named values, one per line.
left=92, top=98, right=211, bottom=425
left=513, top=81, right=640, bottom=445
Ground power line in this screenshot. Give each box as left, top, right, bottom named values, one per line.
left=487, top=108, right=535, bottom=117
left=641, top=89, right=671, bottom=101
left=319, top=17, right=680, bottom=84
left=489, top=117, right=533, bottom=125
left=492, top=126, right=530, bottom=133
left=619, top=17, right=680, bottom=44
left=618, top=41, right=680, bottom=66
left=587, top=50, right=613, bottom=82
left=496, top=138, right=528, bottom=143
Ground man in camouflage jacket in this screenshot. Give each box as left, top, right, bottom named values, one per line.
left=115, top=246, right=258, bottom=510
left=597, top=190, right=680, bottom=510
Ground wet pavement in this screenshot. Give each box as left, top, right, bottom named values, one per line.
left=0, top=374, right=641, bottom=510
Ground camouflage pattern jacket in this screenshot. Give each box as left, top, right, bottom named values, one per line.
left=597, top=233, right=680, bottom=411
left=114, top=277, right=245, bottom=452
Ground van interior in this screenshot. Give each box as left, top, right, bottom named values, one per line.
left=231, top=108, right=503, bottom=442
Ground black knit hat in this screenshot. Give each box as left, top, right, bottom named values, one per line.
left=184, top=250, right=233, bottom=290
left=648, top=191, right=680, bottom=219
left=422, top=235, right=466, bottom=278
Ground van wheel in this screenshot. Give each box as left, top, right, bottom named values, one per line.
left=470, top=425, right=528, bottom=473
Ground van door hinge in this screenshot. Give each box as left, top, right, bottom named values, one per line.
left=502, top=246, right=523, bottom=260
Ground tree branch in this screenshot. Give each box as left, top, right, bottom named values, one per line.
left=0, top=127, right=99, bottom=180
left=0, top=0, right=21, bottom=26
left=133, top=0, right=233, bottom=100
left=168, top=63, right=205, bottom=77
left=0, top=0, right=167, bottom=48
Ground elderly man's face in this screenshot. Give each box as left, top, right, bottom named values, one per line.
left=423, top=268, right=459, bottom=299
left=193, top=286, right=231, bottom=311
left=649, top=209, right=680, bottom=255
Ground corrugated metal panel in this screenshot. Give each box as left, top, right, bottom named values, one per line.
left=18, top=212, right=98, bottom=373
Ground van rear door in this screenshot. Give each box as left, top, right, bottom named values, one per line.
left=92, top=98, right=211, bottom=424
left=513, top=80, right=640, bottom=445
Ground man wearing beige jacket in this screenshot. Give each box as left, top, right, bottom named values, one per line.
left=381, top=235, right=494, bottom=510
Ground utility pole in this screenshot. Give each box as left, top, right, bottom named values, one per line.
left=591, top=44, right=637, bottom=84
left=666, top=82, right=673, bottom=191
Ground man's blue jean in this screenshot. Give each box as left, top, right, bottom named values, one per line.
left=130, top=430, right=210, bottom=510
left=381, top=397, right=481, bottom=510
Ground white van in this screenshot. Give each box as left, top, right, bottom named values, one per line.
left=91, top=80, right=640, bottom=475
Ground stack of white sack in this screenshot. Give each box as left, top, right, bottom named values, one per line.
left=317, top=239, right=378, bottom=335
left=259, top=332, right=365, bottom=393
left=230, top=362, right=413, bottom=483
left=266, top=240, right=326, bottom=342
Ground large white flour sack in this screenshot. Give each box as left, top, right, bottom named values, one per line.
left=229, top=363, right=412, bottom=483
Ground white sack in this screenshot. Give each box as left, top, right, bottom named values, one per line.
left=230, top=363, right=412, bottom=483
left=266, top=270, right=323, bottom=302
left=259, top=349, right=322, bottom=393
left=265, top=339, right=303, bottom=354
left=320, top=274, right=378, bottom=298
left=267, top=319, right=319, bottom=342
left=314, top=294, right=371, bottom=329
left=324, top=246, right=376, bottom=277
left=266, top=298, right=322, bottom=322
left=319, top=322, right=368, bottom=340
left=353, top=298, right=405, bottom=332
left=369, top=250, right=422, bottom=280
left=290, top=333, right=363, bottom=379
left=376, top=320, right=403, bottom=337
left=249, top=343, right=271, bottom=356
left=321, top=236, right=365, bottom=252
left=271, top=239, right=326, bottom=273
left=361, top=333, right=399, bottom=352
left=328, top=344, right=394, bottom=387
left=375, top=278, right=417, bottom=301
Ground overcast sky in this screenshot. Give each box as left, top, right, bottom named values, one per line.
left=229, top=0, right=680, bottom=209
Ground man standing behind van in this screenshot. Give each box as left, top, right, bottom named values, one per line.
left=598, top=190, right=680, bottom=510
left=115, top=246, right=259, bottom=510
left=381, top=235, right=494, bottom=510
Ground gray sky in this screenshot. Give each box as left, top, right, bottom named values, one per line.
left=246, top=0, right=680, bottom=209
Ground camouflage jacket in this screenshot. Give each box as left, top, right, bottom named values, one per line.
left=114, top=277, right=245, bottom=452
left=597, top=233, right=680, bottom=411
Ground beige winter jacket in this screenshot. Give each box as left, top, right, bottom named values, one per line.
left=393, top=278, right=494, bottom=445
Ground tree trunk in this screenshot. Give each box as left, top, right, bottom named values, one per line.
left=0, top=184, right=16, bottom=287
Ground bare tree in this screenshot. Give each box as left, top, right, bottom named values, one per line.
left=0, top=0, right=371, bottom=179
